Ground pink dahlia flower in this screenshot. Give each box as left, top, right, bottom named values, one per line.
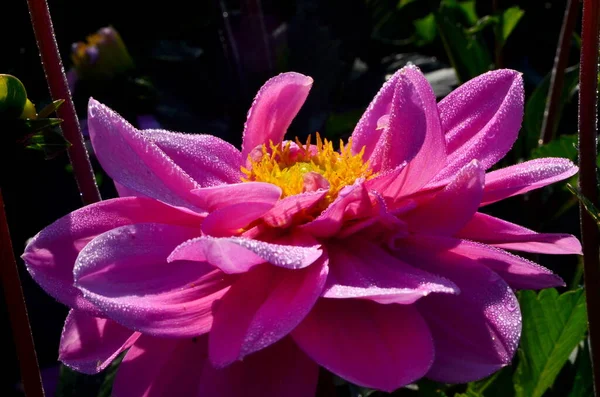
left=23, top=66, right=580, bottom=396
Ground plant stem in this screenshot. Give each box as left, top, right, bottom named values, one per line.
left=26, top=0, right=101, bottom=205
left=0, top=190, right=44, bottom=397
left=539, top=0, right=579, bottom=145
left=578, top=0, right=600, bottom=394
left=492, top=0, right=504, bottom=69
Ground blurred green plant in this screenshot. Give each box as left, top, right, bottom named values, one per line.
left=0, top=74, right=70, bottom=159
left=371, top=1, right=523, bottom=82
left=517, top=66, right=580, bottom=158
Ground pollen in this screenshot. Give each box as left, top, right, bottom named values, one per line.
left=241, top=133, right=374, bottom=205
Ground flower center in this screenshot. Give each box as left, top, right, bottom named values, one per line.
left=241, top=134, right=374, bottom=206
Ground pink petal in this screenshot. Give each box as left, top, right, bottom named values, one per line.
left=241, top=72, right=313, bottom=158
left=144, top=129, right=243, bottom=187
left=387, top=66, right=447, bottom=194
left=168, top=234, right=322, bottom=274
left=114, top=181, right=148, bottom=198
left=405, top=235, right=564, bottom=289
left=324, top=240, right=457, bottom=303
left=356, top=67, right=446, bottom=195
left=292, top=299, right=434, bottom=392
left=200, top=337, right=319, bottom=397
left=112, top=335, right=207, bottom=397
left=74, top=223, right=229, bottom=337
left=402, top=160, right=484, bottom=235
left=457, top=212, right=582, bottom=254
left=87, top=99, right=201, bottom=210
left=209, top=259, right=328, bottom=367
left=201, top=202, right=276, bottom=237
left=59, top=309, right=140, bottom=374
left=190, top=182, right=281, bottom=212
left=436, top=69, right=524, bottom=181
left=482, top=158, right=579, bottom=206
left=262, top=190, right=328, bottom=227
left=364, top=163, right=407, bottom=199
left=22, top=197, right=202, bottom=315
left=337, top=191, right=407, bottom=238
left=368, top=70, right=427, bottom=172
left=351, top=70, right=401, bottom=160
left=300, top=182, right=372, bottom=238
left=394, top=236, right=522, bottom=382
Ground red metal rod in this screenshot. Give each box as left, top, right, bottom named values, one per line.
left=26, top=0, right=101, bottom=205
left=578, top=0, right=600, bottom=394
left=0, top=190, right=44, bottom=397
left=539, top=0, right=580, bottom=145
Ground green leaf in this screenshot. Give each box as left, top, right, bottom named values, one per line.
left=568, top=340, right=594, bottom=397
left=435, top=1, right=493, bottom=82
left=566, top=184, right=600, bottom=227
left=465, top=366, right=515, bottom=397
left=56, top=354, right=122, bottom=397
left=21, top=117, right=63, bottom=133
left=397, top=0, right=417, bottom=9
left=25, top=129, right=71, bottom=159
left=521, top=65, right=579, bottom=156
left=37, top=99, right=64, bottom=118
left=530, top=134, right=578, bottom=162
left=500, top=7, right=524, bottom=43
left=455, top=0, right=478, bottom=24
left=514, top=289, right=588, bottom=397
left=465, top=15, right=498, bottom=36
left=414, top=13, right=437, bottom=45
left=0, top=74, right=28, bottom=119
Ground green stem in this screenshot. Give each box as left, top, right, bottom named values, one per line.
left=539, top=0, right=579, bottom=145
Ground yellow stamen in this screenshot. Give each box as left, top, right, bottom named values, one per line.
left=241, top=133, right=375, bottom=206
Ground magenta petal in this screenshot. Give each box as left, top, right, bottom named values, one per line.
left=241, top=72, right=313, bottom=158
left=190, top=182, right=281, bottom=212
left=144, top=129, right=243, bottom=187
left=262, top=190, right=328, bottom=228
left=368, top=71, right=427, bottom=172
left=22, top=197, right=202, bottom=315
left=209, top=259, right=328, bottom=367
left=202, top=202, right=276, bottom=237
left=407, top=235, right=564, bottom=289
left=364, top=163, right=407, bottom=199
left=436, top=70, right=524, bottom=181
left=351, top=70, right=400, bottom=159
left=323, top=240, right=458, bottom=303
left=300, top=182, right=371, bottom=238
left=482, top=158, right=579, bottom=206
left=59, top=309, right=140, bottom=374
left=87, top=99, right=202, bottom=210
left=457, top=212, right=582, bottom=254
left=169, top=234, right=322, bottom=274
left=394, top=236, right=521, bottom=382
left=200, top=338, right=319, bottom=397
left=388, top=66, right=447, bottom=194
left=112, top=335, right=207, bottom=397
left=403, top=160, right=484, bottom=235
left=114, top=181, right=148, bottom=198
left=74, top=223, right=229, bottom=337
left=292, top=299, right=434, bottom=392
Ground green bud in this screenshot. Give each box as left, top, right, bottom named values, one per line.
left=0, top=74, right=28, bottom=119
